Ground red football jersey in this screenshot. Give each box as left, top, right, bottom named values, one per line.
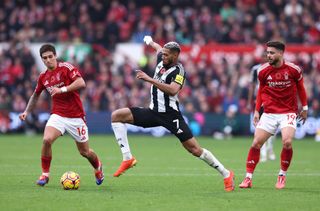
left=257, top=61, right=303, bottom=114
left=35, top=62, right=85, bottom=118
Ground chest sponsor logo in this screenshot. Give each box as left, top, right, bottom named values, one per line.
left=267, top=80, right=291, bottom=88
left=46, top=82, right=65, bottom=93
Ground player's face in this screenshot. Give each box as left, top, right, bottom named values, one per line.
left=266, top=47, right=283, bottom=66
left=162, top=48, right=177, bottom=67
left=41, top=51, right=57, bottom=70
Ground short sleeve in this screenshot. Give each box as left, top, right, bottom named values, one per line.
left=168, top=66, right=185, bottom=86
left=296, top=68, right=303, bottom=82
left=68, top=68, right=82, bottom=81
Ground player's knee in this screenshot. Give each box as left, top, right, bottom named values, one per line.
left=252, top=141, right=263, bottom=149
left=111, top=110, right=121, bottom=122
left=188, top=146, right=202, bottom=157
left=43, top=137, right=54, bottom=146
left=282, top=139, right=292, bottom=149
left=79, top=150, right=89, bottom=158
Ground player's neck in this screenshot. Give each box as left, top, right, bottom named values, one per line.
left=47, top=63, right=58, bottom=71
left=272, top=59, right=284, bottom=68
left=164, top=61, right=177, bottom=69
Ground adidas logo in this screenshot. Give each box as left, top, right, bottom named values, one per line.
left=247, top=160, right=255, bottom=164
left=44, top=80, right=49, bottom=85
left=177, top=129, right=183, bottom=134
left=267, top=75, right=272, bottom=80
left=213, top=165, right=219, bottom=169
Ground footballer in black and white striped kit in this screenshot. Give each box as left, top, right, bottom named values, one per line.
left=110, top=36, right=235, bottom=191
left=150, top=49, right=186, bottom=113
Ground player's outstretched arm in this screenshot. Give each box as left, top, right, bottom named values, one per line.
left=143, top=36, right=162, bottom=53
left=19, top=92, right=40, bottom=121
left=51, top=77, right=86, bottom=96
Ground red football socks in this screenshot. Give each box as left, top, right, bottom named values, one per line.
left=41, top=156, right=52, bottom=173
left=280, top=147, right=293, bottom=171
left=89, top=156, right=101, bottom=170
left=246, top=147, right=260, bottom=173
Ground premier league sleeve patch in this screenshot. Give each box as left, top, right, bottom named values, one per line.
left=174, top=74, right=184, bottom=85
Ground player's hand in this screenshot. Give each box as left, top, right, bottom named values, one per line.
left=135, top=70, right=151, bottom=82
left=19, top=111, right=28, bottom=121
left=253, top=110, right=260, bottom=127
left=50, top=87, right=62, bottom=96
left=143, top=36, right=153, bottom=45
left=297, top=110, right=308, bottom=124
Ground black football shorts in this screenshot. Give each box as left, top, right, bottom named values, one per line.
left=130, top=107, right=193, bottom=142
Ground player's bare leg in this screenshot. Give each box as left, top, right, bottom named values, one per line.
left=37, top=126, right=61, bottom=186
left=239, top=128, right=272, bottom=188
left=76, top=141, right=104, bottom=185
left=182, top=138, right=234, bottom=192
left=111, top=108, right=137, bottom=177
left=275, top=127, right=295, bottom=189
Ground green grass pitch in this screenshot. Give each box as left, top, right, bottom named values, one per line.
left=0, top=134, right=319, bottom=211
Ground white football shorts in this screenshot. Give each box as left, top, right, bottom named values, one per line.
left=256, top=113, right=297, bottom=135
left=46, top=114, right=89, bottom=142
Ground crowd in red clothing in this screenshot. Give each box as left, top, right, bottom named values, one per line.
left=1, top=0, right=320, bottom=45
left=0, top=0, right=320, bottom=133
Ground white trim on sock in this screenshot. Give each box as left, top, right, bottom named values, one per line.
left=246, top=173, right=253, bottom=179
left=42, top=172, right=49, bottom=177
left=279, top=169, right=286, bottom=176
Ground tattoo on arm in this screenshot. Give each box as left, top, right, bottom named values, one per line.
left=25, top=93, right=39, bottom=113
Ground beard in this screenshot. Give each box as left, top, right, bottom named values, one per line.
left=162, top=59, right=174, bottom=69
left=268, top=58, right=278, bottom=66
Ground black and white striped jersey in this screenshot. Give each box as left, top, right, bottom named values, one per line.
left=149, top=53, right=186, bottom=112
left=250, top=64, right=261, bottom=96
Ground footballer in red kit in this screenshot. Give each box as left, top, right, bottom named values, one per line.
left=256, top=61, right=305, bottom=114
left=35, top=62, right=85, bottom=118
left=19, top=44, right=104, bottom=186
left=239, top=41, right=308, bottom=190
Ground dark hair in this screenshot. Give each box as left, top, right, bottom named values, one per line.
left=39, top=44, right=56, bottom=57
left=266, top=41, right=285, bottom=51
left=163, top=41, right=181, bottom=54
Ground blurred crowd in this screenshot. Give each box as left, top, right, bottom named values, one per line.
left=0, top=0, right=320, bottom=133
left=1, top=0, right=320, bottom=45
